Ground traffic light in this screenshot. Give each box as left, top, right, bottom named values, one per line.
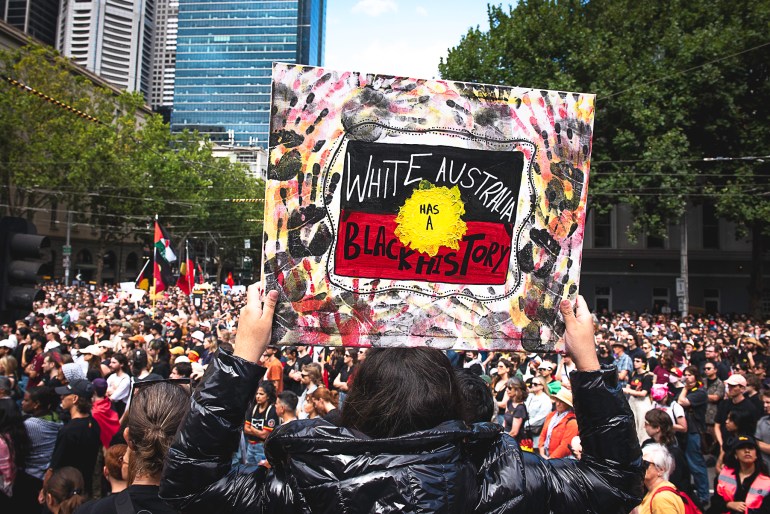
left=0, top=217, right=50, bottom=320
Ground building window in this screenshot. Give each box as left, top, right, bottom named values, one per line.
left=593, top=209, right=613, bottom=248
left=704, top=288, right=720, bottom=314
left=702, top=203, right=720, bottom=249
left=595, top=286, right=612, bottom=313
left=646, top=234, right=665, bottom=248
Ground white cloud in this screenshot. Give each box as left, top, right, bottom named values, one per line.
left=326, top=38, right=451, bottom=80
left=351, top=0, right=398, bottom=17
left=416, top=6, right=428, bottom=16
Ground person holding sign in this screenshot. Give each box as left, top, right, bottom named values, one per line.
left=160, top=285, right=643, bottom=513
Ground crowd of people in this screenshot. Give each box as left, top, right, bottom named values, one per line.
left=0, top=282, right=768, bottom=512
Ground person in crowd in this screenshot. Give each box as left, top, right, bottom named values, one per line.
left=16, top=386, right=61, bottom=510
left=0, top=377, right=17, bottom=418
left=43, top=466, right=86, bottom=514
left=704, top=360, right=726, bottom=451
left=105, top=353, right=130, bottom=417
left=101, top=444, right=127, bottom=495
left=676, top=365, right=711, bottom=505
left=296, top=363, right=322, bottom=419
left=642, top=409, right=694, bottom=502
left=75, top=381, right=189, bottom=514
left=147, top=339, right=170, bottom=379
left=46, top=380, right=101, bottom=496
left=556, top=354, right=575, bottom=390
left=79, top=346, right=104, bottom=381
left=169, top=360, right=192, bottom=379
left=42, top=351, right=65, bottom=388
left=491, top=358, right=514, bottom=424
left=504, top=377, right=529, bottom=443
left=90, top=378, right=120, bottom=449
left=524, top=376, right=552, bottom=450
left=281, top=346, right=303, bottom=395
left=641, top=340, right=658, bottom=371
left=707, top=435, right=770, bottom=514
left=715, top=373, right=761, bottom=472
left=275, top=391, right=298, bottom=425
left=160, top=288, right=643, bottom=513
left=0, top=403, right=30, bottom=508
left=241, top=381, right=279, bottom=466
left=756, top=390, right=770, bottom=473
left=597, top=342, right=615, bottom=366
left=129, top=349, right=161, bottom=383
left=538, top=360, right=561, bottom=395
left=638, top=443, right=685, bottom=514
left=24, top=333, right=46, bottom=388
left=538, top=387, right=579, bottom=459
left=200, top=335, right=219, bottom=367
left=624, top=355, right=654, bottom=442
left=651, top=383, right=689, bottom=435
left=612, top=339, right=633, bottom=389
left=0, top=356, right=19, bottom=400
left=263, top=345, right=284, bottom=393
left=309, top=386, right=341, bottom=425
left=332, top=348, right=357, bottom=408
left=704, top=344, right=731, bottom=381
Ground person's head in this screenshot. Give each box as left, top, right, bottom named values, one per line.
left=703, top=360, right=718, bottom=380
left=256, top=380, right=277, bottom=407
left=356, top=347, right=367, bottom=361
left=170, top=361, right=192, bottom=379
left=495, top=358, right=513, bottom=379
left=454, top=368, right=494, bottom=424
left=727, top=435, right=765, bottom=473
left=44, top=466, right=86, bottom=514
left=125, top=381, right=190, bottom=483
left=704, top=345, right=719, bottom=361
left=309, top=386, right=338, bottom=414
left=341, top=347, right=463, bottom=438
left=506, top=377, right=528, bottom=403
left=343, top=347, right=358, bottom=366
left=644, top=408, right=675, bottom=445
left=55, top=380, right=93, bottom=414
left=103, top=444, right=128, bottom=489
left=682, top=366, right=700, bottom=387
left=526, top=376, right=549, bottom=396
left=642, top=443, right=674, bottom=486
left=611, top=341, right=626, bottom=355
left=275, top=391, right=298, bottom=419
left=301, top=363, right=322, bottom=386
left=130, top=349, right=150, bottom=376
left=553, top=388, right=573, bottom=413
left=725, top=408, right=755, bottom=435
left=725, top=374, right=748, bottom=400
left=537, top=360, right=555, bottom=380
left=92, top=378, right=108, bottom=399
left=22, top=385, right=58, bottom=415
left=632, top=355, right=647, bottom=371
left=763, top=389, right=770, bottom=415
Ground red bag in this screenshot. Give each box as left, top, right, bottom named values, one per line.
left=650, top=485, right=702, bottom=514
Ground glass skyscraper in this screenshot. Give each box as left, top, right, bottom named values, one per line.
left=171, top=0, right=325, bottom=147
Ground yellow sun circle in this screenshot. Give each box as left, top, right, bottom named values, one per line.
left=394, top=181, right=468, bottom=257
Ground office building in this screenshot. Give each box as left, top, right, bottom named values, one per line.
left=57, top=0, right=155, bottom=98
left=172, top=0, right=325, bottom=147
left=149, top=0, right=177, bottom=110
left=0, top=0, right=59, bottom=47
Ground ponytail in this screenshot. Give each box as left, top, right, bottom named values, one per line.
left=45, top=466, right=86, bottom=514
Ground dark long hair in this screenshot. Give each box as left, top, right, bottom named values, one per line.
left=0, top=408, right=30, bottom=467
left=645, top=408, right=676, bottom=446
left=341, top=347, right=463, bottom=438
left=45, top=466, right=85, bottom=514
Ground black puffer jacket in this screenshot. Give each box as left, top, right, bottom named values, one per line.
left=160, top=352, right=643, bottom=513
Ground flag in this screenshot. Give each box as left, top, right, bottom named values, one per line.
left=226, top=272, right=234, bottom=288
left=196, top=262, right=204, bottom=284
left=176, top=243, right=194, bottom=295
left=135, top=258, right=152, bottom=291
left=154, top=219, right=176, bottom=293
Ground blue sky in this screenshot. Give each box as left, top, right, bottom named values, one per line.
left=324, top=0, right=493, bottom=79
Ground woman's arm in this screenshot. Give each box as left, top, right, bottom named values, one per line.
left=160, top=287, right=279, bottom=513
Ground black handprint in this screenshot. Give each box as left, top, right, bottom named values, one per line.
left=286, top=162, right=340, bottom=258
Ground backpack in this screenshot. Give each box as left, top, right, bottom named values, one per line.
left=650, top=485, right=702, bottom=514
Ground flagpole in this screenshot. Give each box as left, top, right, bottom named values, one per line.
left=152, top=214, right=158, bottom=312
left=134, top=258, right=150, bottom=285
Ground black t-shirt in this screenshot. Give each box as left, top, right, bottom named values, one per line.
left=50, top=416, right=101, bottom=492
left=323, top=408, right=342, bottom=426
left=628, top=371, right=653, bottom=394
left=244, top=403, right=280, bottom=443
left=75, top=485, right=178, bottom=514
left=282, top=359, right=304, bottom=396
left=683, top=386, right=708, bottom=433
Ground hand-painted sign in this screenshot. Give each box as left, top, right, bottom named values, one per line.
left=263, top=63, right=595, bottom=351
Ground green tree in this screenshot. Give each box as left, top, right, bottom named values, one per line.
left=440, top=0, right=770, bottom=315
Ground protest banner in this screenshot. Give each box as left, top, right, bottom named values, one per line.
left=262, top=63, right=594, bottom=351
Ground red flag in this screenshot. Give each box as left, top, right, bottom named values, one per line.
left=226, top=272, right=234, bottom=288
left=196, top=262, right=205, bottom=284
left=176, top=257, right=194, bottom=295
left=153, top=220, right=176, bottom=293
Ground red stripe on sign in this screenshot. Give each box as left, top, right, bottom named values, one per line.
left=334, top=210, right=512, bottom=285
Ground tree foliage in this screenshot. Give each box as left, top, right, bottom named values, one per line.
left=440, top=0, right=770, bottom=313
left=0, top=43, right=264, bottom=283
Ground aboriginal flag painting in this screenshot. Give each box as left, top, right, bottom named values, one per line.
left=262, top=63, right=594, bottom=352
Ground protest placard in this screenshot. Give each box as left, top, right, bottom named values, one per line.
left=263, top=63, right=594, bottom=351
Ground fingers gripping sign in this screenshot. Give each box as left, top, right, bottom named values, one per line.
left=234, top=285, right=280, bottom=363
left=560, top=295, right=600, bottom=372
